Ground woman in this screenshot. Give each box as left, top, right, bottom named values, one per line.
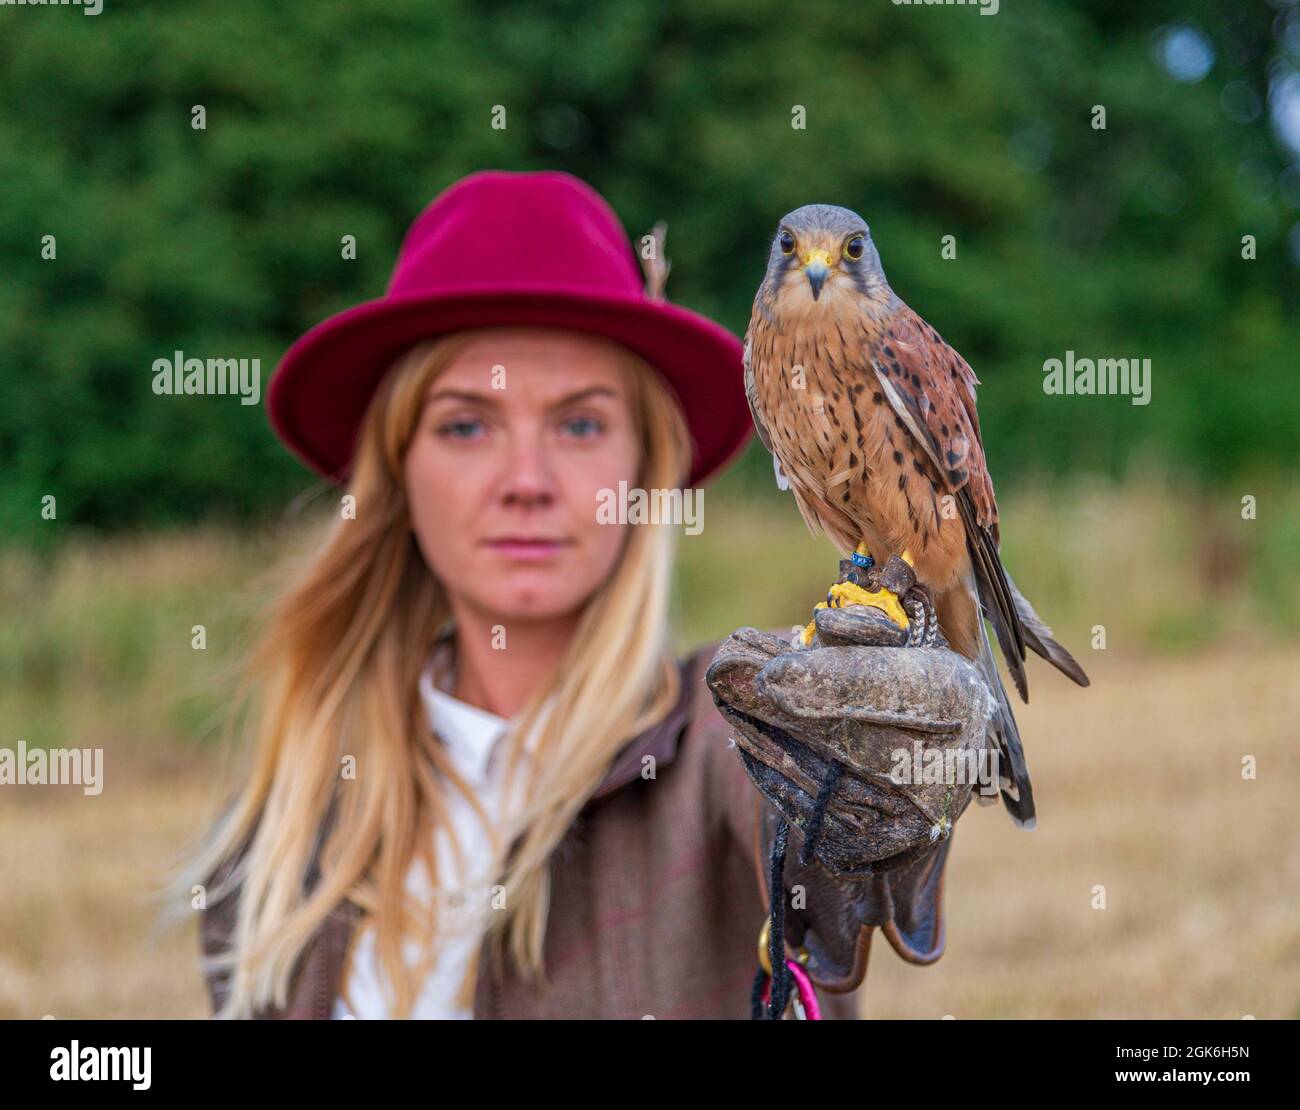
left=184, top=171, right=968, bottom=1020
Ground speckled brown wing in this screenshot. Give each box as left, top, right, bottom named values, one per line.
left=743, top=328, right=791, bottom=492
left=742, top=331, right=771, bottom=452
left=866, top=305, right=1029, bottom=693
left=868, top=307, right=995, bottom=530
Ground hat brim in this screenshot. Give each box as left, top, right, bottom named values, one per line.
left=267, top=287, right=754, bottom=488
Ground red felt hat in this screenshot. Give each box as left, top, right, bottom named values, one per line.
left=267, top=170, right=752, bottom=487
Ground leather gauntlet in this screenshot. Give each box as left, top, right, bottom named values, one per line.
left=705, top=602, right=994, bottom=878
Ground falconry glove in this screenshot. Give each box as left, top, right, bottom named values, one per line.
left=705, top=597, right=995, bottom=878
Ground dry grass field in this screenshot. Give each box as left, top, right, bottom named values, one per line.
left=3, top=649, right=1294, bottom=1020
left=1, top=477, right=1297, bottom=1019
left=865, top=647, right=1300, bottom=1019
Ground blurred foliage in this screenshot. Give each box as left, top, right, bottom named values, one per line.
left=1, top=0, right=1297, bottom=544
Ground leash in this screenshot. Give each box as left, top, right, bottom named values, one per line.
left=750, top=758, right=844, bottom=1019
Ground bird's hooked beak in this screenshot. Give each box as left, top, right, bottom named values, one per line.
left=802, top=249, right=834, bottom=300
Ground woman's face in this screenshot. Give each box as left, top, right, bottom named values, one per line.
left=404, top=327, right=641, bottom=623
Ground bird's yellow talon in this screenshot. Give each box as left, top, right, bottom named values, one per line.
left=803, top=543, right=910, bottom=643
left=827, top=580, right=909, bottom=629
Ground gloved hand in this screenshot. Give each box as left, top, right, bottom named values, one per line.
left=704, top=600, right=994, bottom=878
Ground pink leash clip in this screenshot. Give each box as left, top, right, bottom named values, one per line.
left=760, top=958, right=823, bottom=1020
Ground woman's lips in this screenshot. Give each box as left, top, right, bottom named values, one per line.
left=482, top=538, right=574, bottom=562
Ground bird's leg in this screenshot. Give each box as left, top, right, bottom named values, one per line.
left=884, top=550, right=944, bottom=648
left=800, top=542, right=911, bottom=646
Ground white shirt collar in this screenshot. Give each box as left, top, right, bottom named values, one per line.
left=418, top=662, right=512, bottom=787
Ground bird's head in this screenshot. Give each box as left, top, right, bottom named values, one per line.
left=762, top=204, right=888, bottom=313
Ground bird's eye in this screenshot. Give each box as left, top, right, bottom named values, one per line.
left=778, top=231, right=795, bottom=255
left=844, top=236, right=865, bottom=261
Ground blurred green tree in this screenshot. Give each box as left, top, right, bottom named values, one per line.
left=1, top=0, right=1295, bottom=543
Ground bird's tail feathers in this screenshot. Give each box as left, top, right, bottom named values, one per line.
left=1003, top=569, right=1091, bottom=689
left=975, top=615, right=1036, bottom=829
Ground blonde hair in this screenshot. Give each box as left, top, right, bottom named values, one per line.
left=179, top=329, right=694, bottom=1018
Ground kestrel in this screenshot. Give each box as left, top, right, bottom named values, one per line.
left=744, top=204, right=1089, bottom=827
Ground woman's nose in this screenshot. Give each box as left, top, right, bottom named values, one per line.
left=498, top=436, right=557, bottom=508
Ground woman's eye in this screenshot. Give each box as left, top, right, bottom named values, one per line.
left=437, top=417, right=486, bottom=440
left=560, top=415, right=604, bottom=439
